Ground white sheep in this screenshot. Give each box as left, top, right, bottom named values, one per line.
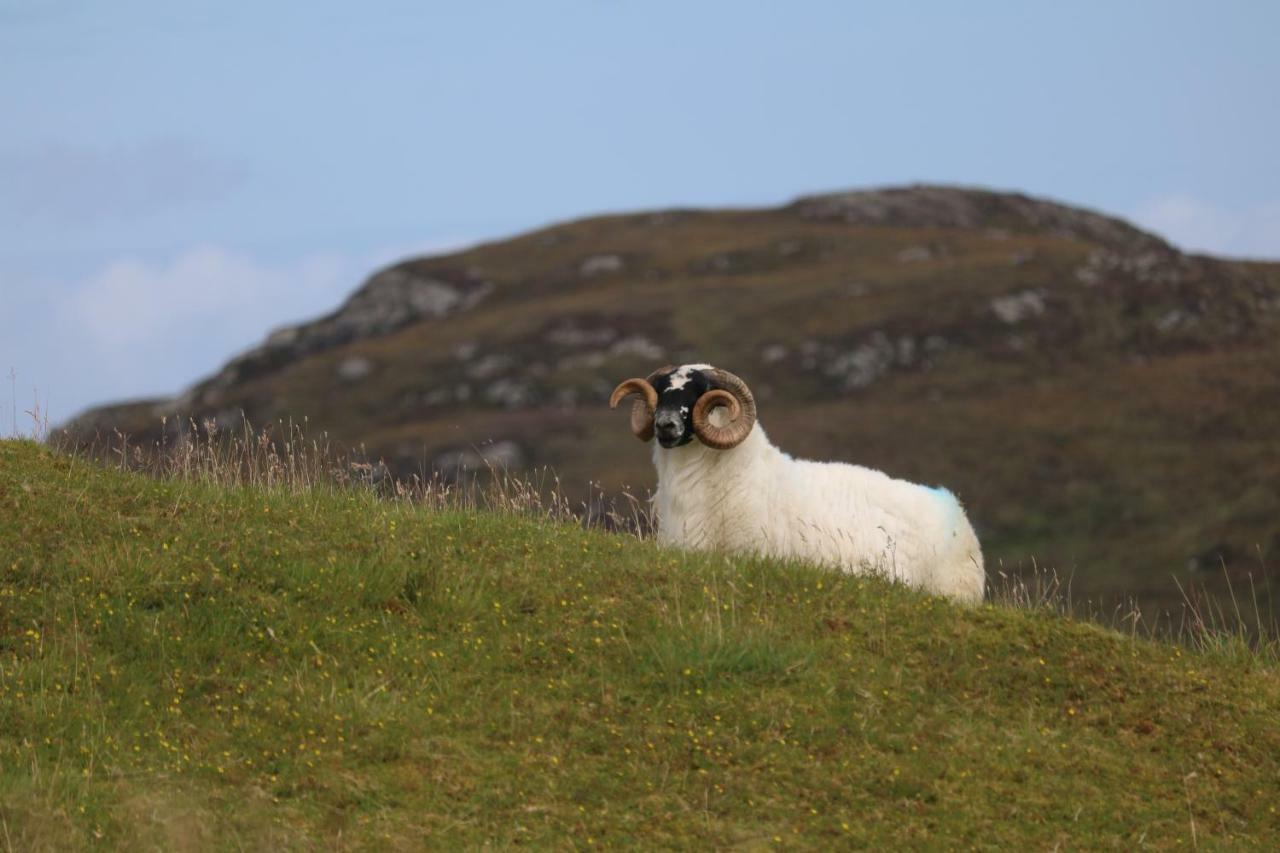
left=610, top=364, right=984, bottom=602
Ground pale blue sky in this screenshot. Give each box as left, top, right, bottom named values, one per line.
left=3, top=1, right=1279, bottom=428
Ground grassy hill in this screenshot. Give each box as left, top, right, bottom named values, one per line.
left=61, top=185, right=1280, bottom=624
left=3, top=440, right=1278, bottom=848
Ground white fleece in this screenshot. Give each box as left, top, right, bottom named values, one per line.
left=652, top=423, right=984, bottom=603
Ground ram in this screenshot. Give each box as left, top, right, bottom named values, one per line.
left=610, top=364, right=984, bottom=602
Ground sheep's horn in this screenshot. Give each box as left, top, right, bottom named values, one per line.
left=609, top=378, right=658, bottom=442
left=692, top=369, right=757, bottom=449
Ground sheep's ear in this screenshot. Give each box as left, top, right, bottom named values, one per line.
left=629, top=399, right=655, bottom=442
left=646, top=365, right=675, bottom=386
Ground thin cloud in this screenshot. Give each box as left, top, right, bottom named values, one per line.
left=10, top=246, right=359, bottom=425
left=1131, top=195, right=1280, bottom=261
left=66, top=236, right=474, bottom=356
left=2, top=237, right=473, bottom=426
left=63, top=246, right=354, bottom=369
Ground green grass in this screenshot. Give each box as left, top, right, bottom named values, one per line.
left=2, top=440, right=1279, bottom=849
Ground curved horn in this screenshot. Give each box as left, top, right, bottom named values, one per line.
left=692, top=368, right=757, bottom=449
left=609, top=377, right=659, bottom=442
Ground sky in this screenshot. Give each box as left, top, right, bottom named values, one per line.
left=3, top=0, right=1279, bottom=430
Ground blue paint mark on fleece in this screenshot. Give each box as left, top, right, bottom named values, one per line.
left=925, top=486, right=961, bottom=538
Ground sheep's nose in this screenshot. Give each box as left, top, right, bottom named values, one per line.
left=654, top=413, right=682, bottom=438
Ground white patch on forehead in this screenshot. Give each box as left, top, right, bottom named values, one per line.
left=666, top=363, right=714, bottom=390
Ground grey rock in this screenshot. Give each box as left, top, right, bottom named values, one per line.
left=760, top=344, right=789, bottom=364
left=897, top=245, right=934, bottom=264
left=1074, top=257, right=1105, bottom=286
left=579, top=254, right=624, bottom=277
left=342, top=272, right=459, bottom=334
left=923, top=335, right=949, bottom=354
left=433, top=439, right=527, bottom=476
left=335, top=356, right=373, bottom=382
left=896, top=336, right=917, bottom=367
left=991, top=290, right=1047, bottom=324
left=467, top=354, right=513, bottom=380
left=792, top=185, right=1172, bottom=255
left=1155, top=309, right=1193, bottom=333
left=481, top=439, right=526, bottom=469
left=266, top=325, right=301, bottom=348
left=1073, top=248, right=1186, bottom=288
left=547, top=324, right=617, bottom=348
left=558, top=351, right=608, bottom=371
left=799, top=340, right=822, bottom=370
left=826, top=332, right=896, bottom=389
left=174, top=266, right=493, bottom=410
left=609, top=335, right=665, bottom=360
left=423, top=387, right=452, bottom=406
left=484, top=378, right=534, bottom=408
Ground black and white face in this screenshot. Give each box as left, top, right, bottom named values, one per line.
left=649, top=364, right=714, bottom=448
left=611, top=362, right=756, bottom=451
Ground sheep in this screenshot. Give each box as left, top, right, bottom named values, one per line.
left=610, top=364, right=984, bottom=602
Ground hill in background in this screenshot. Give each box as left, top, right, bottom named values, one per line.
left=63, top=185, right=1280, bottom=621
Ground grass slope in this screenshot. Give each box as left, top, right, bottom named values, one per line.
left=2, top=441, right=1278, bottom=849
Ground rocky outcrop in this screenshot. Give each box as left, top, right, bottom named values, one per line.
left=176, top=266, right=493, bottom=410
left=792, top=184, right=1172, bottom=255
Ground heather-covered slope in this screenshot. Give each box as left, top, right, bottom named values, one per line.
left=63, top=185, right=1280, bottom=619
